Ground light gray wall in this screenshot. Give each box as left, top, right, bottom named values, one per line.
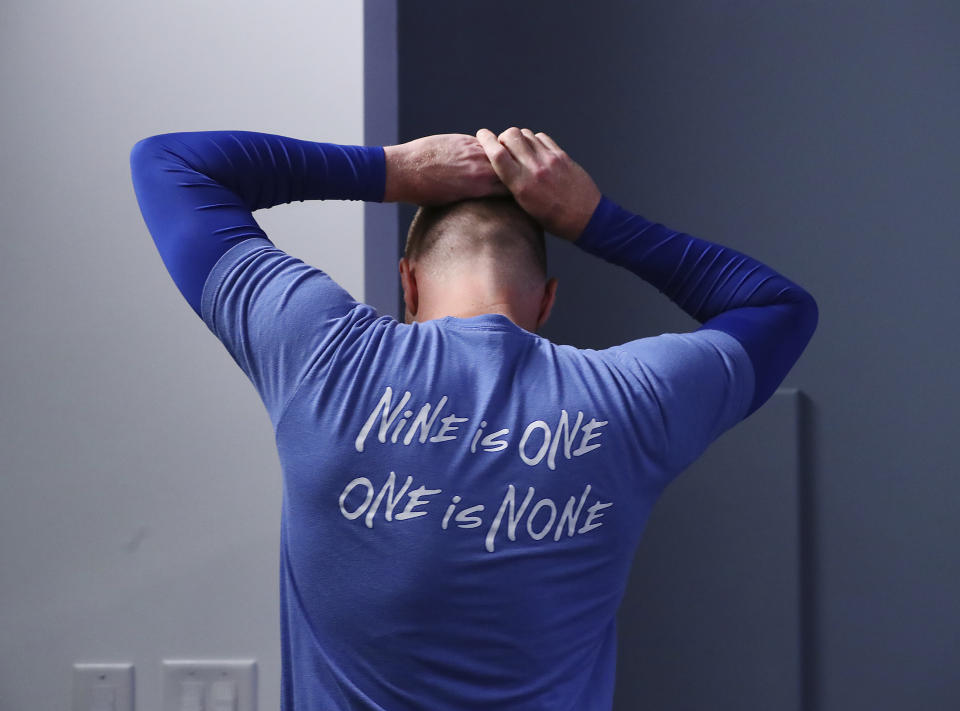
left=0, top=2, right=365, bottom=710
left=394, top=2, right=960, bottom=709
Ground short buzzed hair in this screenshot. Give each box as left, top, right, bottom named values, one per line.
left=404, top=196, right=547, bottom=280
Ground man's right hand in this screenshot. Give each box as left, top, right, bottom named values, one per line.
left=383, top=134, right=508, bottom=205
left=476, top=127, right=602, bottom=242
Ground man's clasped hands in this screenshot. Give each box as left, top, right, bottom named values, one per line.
left=382, top=127, right=602, bottom=242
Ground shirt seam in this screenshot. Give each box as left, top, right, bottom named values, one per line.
left=272, top=363, right=313, bottom=441
left=439, top=320, right=538, bottom=337
left=443, top=326, right=535, bottom=335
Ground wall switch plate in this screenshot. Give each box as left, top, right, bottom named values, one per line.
left=73, top=663, right=134, bottom=711
left=161, top=659, right=256, bottom=711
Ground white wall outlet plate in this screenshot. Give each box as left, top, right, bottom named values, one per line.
left=72, top=663, right=134, bottom=711
left=161, top=659, right=256, bottom=711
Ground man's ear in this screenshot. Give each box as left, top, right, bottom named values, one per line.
left=536, top=277, right=559, bottom=330
left=399, top=257, right=419, bottom=323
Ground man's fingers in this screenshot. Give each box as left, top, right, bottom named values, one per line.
left=476, top=128, right=519, bottom=184
left=521, top=127, right=555, bottom=157
left=478, top=126, right=562, bottom=196
left=534, top=131, right=563, bottom=154
left=497, top=126, right=539, bottom=164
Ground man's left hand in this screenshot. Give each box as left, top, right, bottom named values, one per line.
left=383, top=134, right=509, bottom=205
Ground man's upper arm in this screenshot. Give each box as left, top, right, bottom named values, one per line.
left=601, top=328, right=755, bottom=482
left=200, top=237, right=377, bottom=429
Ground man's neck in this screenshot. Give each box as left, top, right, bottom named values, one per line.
left=409, top=267, right=544, bottom=332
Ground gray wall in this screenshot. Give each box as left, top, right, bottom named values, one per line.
left=393, top=2, right=960, bottom=709
left=0, top=2, right=365, bottom=709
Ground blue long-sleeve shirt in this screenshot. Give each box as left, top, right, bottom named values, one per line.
left=130, top=130, right=817, bottom=711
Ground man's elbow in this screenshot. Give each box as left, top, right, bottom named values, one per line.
left=130, top=133, right=189, bottom=173
left=796, top=289, right=819, bottom=345
left=780, top=284, right=819, bottom=346
left=129, top=135, right=163, bottom=178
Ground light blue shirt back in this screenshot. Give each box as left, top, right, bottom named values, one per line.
left=201, top=236, right=754, bottom=711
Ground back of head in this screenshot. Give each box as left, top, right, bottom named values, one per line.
left=405, top=196, right=547, bottom=287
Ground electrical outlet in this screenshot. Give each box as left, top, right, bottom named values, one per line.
left=73, top=663, right=134, bottom=711
left=161, top=659, right=256, bottom=711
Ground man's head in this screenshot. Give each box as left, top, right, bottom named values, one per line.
left=398, top=196, right=558, bottom=332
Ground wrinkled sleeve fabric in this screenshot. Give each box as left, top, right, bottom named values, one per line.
left=129, top=130, right=386, bottom=427
left=576, top=196, right=818, bottom=473
left=129, top=130, right=385, bottom=316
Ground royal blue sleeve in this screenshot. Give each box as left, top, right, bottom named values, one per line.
left=129, top=131, right=386, bottom=427
left=577, top=195, right=817, bottom=429
left=129, top=130, right=385, bottom=316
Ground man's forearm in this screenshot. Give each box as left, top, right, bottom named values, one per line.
left=130, top=131, right=385, bottom=316
left=575, top=196, right=810, bottom=322
left=576, top=195, right=818, bottom=415
left=131, top=131, right=386, bottom=209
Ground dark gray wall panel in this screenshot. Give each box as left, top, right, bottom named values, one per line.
left=615, top=389, right=801, bottom=711
left=391, top=2, right=960, bottom=708
left=364, top=0, right=401, bottom=317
